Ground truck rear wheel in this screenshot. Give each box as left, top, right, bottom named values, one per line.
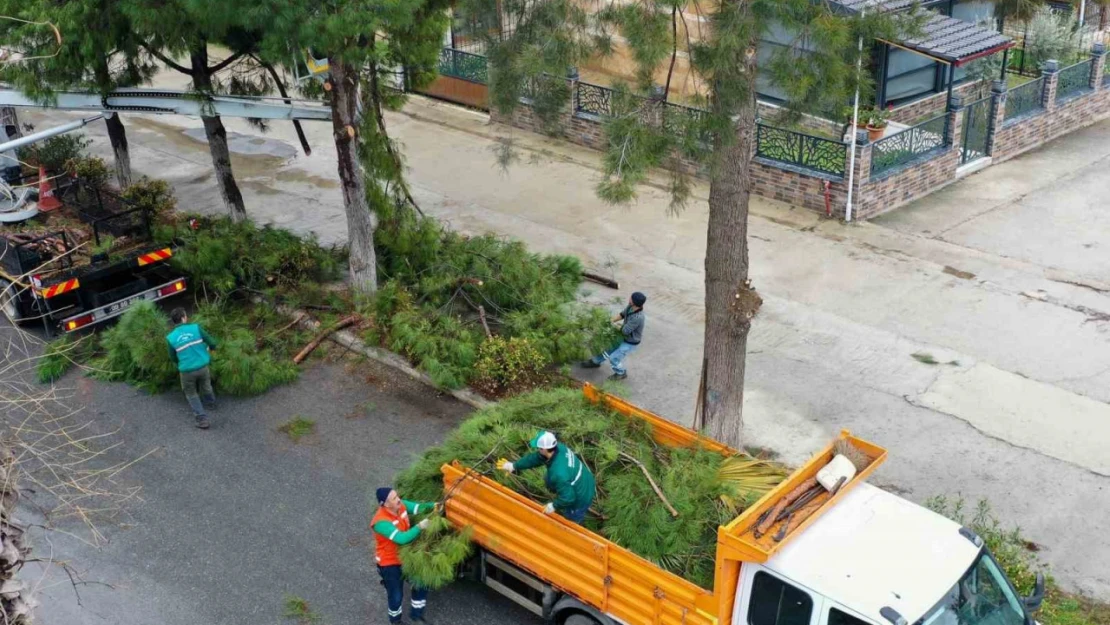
left=563, top=614, right=602, bottom=625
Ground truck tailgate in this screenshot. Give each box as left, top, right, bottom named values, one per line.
left=443, top=462, right=717, bottom=625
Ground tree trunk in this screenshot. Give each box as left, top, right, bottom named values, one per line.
left=328, top=57, right=378, bottom=294
left=190, top=46, right=246, bottom=222
left=694, top=46, right=763, bottom=450
left=93, top=59, right=133, bottom=189
left=104, top=114, right=132, bottom=188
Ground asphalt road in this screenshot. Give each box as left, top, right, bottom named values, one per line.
left=6, top=329, right=539, bottom=625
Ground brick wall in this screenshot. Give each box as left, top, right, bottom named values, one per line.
left=487, top=47, right=1110, bottom=221
left=993, top=48, right=1110, bottom=163
left=887, top=81, right=983, bottom=124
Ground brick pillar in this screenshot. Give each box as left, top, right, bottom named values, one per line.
left=846, top=129, right=870, bottom=220
left=1091, top=43, right=1107, bottom=91
left=947, top=94, right=965, bottom=149
left=1042, top=59, right=1060, bottom=110
left=566, top=66, right=580, bottom=122
left=986, top=80, right=1007, bottom=155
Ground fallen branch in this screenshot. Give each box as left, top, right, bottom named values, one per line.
left=582, top=271, right=619, bottom=290
left=618, top=451, right=679, bottom=518
left=478, top=305, right=492, bottom=338
left=269, top=312, right=306, bottom=338
left=293, top=315, right=358, bottom=364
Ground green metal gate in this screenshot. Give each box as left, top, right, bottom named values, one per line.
left=960, top=96, right=991, bottom=165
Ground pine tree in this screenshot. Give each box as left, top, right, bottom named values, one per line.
left=256, top=0, right=450, bottom=294
left=0, top=0, right=156, bottom=187
left=467, top=0, right=910, bottom=447
left=122, top=0, right=266, bottom=221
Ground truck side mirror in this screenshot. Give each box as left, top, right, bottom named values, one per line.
left=1023, top=573, right=1045, bottom=612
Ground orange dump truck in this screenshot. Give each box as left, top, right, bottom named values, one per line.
left=440, top=385, right=1045, bottom=625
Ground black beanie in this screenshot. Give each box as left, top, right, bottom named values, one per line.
left=631, top=291, right=647, bottom=307
left=376, top=487, right=393, bottom=505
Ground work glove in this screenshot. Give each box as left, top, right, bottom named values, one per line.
left=417, top=518, right=430, bottom=530
left=542, top=503, right=555, bottom=515
left=497, top=458, right=514, bottom=473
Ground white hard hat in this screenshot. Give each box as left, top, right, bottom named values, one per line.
left=530, top=430, right=558, bottom=450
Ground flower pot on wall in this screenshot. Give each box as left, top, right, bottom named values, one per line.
left=866, top=124, right=886, bottom=142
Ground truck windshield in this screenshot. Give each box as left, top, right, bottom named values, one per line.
left=917, top=552, right=1027, bottom=625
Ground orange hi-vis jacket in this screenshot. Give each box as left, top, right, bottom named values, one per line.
left=371, top=499, right=435, bottom=567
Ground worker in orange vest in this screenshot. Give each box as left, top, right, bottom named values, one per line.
left=372, top=486, right=439, bottom=623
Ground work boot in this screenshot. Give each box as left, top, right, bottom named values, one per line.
left=411, top=615, right=431, bottom=624
left=608, top=372, right=627, bottom=381
left=580, top=360, right=601, bottom=369
left=195, top=416, right=211, bottom=429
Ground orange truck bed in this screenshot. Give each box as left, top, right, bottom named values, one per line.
left=440, top=385, right=886, bottom=625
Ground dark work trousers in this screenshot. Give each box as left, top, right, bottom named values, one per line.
left=379, top=564, right=427, bottom=622
left=180, top=366, right=216, bottom=419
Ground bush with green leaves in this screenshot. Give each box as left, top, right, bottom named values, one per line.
left=72, top=156, right=111, bottom=188
left=122, top=177, right=177, bottom=218
left=16, top=133, right=90, bottom=174
left=395, top=388, right=783, bottom=589
left=155, top=216, right=344, bottom=296
left=88, top=301, right=299, bottom=396
left=398, top=515, right=475, bottom=590
left=473, top=336, right=549, bottom=392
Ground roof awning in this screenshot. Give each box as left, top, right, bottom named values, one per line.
left=883, top=13, right=1014, bottom=65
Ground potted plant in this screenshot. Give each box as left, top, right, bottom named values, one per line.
left=864, top=107, right=889, bottom=141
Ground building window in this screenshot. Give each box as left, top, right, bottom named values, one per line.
left=884, top=46, right=941, bottom=105
left=748, top=572, right=814, bottom=625
left=756, top=22, right=816, bottom=102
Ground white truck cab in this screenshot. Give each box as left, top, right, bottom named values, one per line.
left=735, top=484, right=1042, bottom=625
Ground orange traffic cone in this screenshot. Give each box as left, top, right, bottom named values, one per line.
left=37, top=166, right=61, bottom=212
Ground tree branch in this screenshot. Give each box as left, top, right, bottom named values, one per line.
left=368, top=59, right=425, bottom=217
left=141, top=43, right=191, bottom=75
left=207, top=51, right=247, bottom=75
left=618, top=451, right=679, bottom=517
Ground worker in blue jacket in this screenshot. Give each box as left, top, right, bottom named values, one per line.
left=166, top=307, right=218, bottom=429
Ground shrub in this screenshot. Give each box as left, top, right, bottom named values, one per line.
left=122, top=177, right=176, bottom=218
left=89, top=301, right=178, bottom=393
left=38, top=335, right=78, bottom=383
left=472, top=336, right=548, bottom=392
left=398, top=515, right=474, bottom=590
left=72, top=156, right=111, bottom=187
left=17, top=134, right=90, bottom=174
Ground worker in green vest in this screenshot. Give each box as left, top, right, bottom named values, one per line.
left=497, top=430, right=595, bottom=524
left=166, top=307, right=219, bottom=429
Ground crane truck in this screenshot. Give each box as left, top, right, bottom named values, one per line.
left=0, top=88, right=333, bottom=333
left=439, top=385, right=1045, bottom=625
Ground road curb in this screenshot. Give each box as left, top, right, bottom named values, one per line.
left=263, top=299, right=494, bottom=411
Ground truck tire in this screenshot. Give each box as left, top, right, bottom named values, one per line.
left=563, top=614, right=602, bottom=625
left=0, top=279, right=22, bottom=322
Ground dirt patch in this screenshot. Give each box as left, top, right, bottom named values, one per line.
left=942, top=266, right=976, bottom=280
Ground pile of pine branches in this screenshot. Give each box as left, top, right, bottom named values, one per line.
left=394, top=388, right=787, bottom=590
left=40, top=301, right=305, bottom=396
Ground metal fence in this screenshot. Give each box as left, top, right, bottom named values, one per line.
left=1004, top=77, right=1046, bottom=121
left=437, top=48, right=488, bottom=84
left=755, top=124, right=848, bottom=177
left=575, top=82, right=613, bottom=117
left=661, top=102, right=709, bottom=143
left=1056, top=59, right=1093, bottom=101
left=870, top=114, right=949, bottom=176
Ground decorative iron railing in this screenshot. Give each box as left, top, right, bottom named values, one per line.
left=661, top=102, right=710, bottom=143
left=754, top=124, right=848, bottom=177
left=1055, top=59, right=1093, bottom=101
left=870, top=114, right=949, bottom=176
left=437, top=48, right=488, bottom=84
left=575, top=82, right=614, bottom=117
left=1004, top=77, right=1046, bottom=121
